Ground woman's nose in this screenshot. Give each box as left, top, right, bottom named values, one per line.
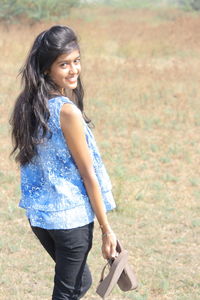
left=69, top=63, right=78, bottom=74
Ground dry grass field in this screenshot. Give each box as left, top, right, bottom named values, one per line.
left=0, top=4, right=200, bottom=300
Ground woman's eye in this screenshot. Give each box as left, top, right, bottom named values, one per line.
left=60, top=59, right=80, bottom=68
left=61, top=63, right=68, bottom=68
left=75, top=59, right=80, bottom=64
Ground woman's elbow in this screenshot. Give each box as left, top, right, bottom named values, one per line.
left=80, top=167, right=97, bottom=183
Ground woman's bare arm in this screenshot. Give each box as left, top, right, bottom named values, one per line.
left=60, top=103, right=116, bottom=259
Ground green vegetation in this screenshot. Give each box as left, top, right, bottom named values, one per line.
left=99, top=0, right=164, bottom=8
left=0, top=0, right=80, bottom=23
left=1, top=0, right=200, bottom=23
left=87, top=0, right=200, bottom=11
left=179, top=0, right=200, bottom=10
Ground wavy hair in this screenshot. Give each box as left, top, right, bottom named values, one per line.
left=10, top=25, right=91, bottom=166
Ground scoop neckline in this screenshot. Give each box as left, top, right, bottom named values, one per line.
left=48, top=96, right=72, bottom=102
left=48, top=95, right=62, bottom=101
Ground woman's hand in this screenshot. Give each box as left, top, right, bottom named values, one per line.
left=101, top=231, right=117, bottom=260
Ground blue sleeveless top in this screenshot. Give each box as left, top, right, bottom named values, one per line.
left=19, top=97, right=116, bottom=229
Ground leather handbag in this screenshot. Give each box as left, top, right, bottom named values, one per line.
left=96, top=240, right=138, bottom=298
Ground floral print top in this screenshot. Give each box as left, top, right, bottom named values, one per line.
left=19, top=97, right=116, bottom=229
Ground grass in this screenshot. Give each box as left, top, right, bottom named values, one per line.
left=0, top=4, right=200, bottom=300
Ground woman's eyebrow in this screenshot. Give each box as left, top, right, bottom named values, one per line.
left=57, top=56, right=80, bottom=64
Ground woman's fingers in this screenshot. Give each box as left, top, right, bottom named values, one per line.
left=101, top=244, right=109, bottom=259
left=102, top=245, right=116, bottom=259
left=110, top=243, right=117, bottom=258
left=101, top=233, right=117, bottom=259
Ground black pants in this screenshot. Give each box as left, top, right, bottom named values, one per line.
left=30, top=221, right=94, bottom=300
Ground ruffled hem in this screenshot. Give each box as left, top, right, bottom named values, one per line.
left=26, top=193, right=116, bottom=229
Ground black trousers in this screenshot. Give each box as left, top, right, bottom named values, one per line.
left=30, top=221, right=94, bottom=300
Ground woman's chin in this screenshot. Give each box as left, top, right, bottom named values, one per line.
left=66, top=82, right=77, bottom=90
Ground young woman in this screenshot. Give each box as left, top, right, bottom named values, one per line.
left=10, top=25, right=117, bottom=299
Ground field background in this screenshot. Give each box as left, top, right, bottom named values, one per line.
left=0, top=2, right=200, bottom=300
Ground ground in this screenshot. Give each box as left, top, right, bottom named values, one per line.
left=0, top=5, right=200, bottom=300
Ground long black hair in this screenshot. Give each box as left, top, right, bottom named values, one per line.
left=10, top=25, right=91, bottom=166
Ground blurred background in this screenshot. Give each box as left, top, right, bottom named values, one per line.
left=0, top=0, right=200, bottom=299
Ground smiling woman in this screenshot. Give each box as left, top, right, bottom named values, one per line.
left=9, top=25, right=117, bottom=300
left=48, top=50, right=81, bottom=90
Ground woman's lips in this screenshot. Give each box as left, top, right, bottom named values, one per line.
left=66, top=77, right=78, bottom=83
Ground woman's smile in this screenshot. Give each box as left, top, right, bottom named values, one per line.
left=66, top=76, right=78, bottom=83
left=48, top=50, right=81, bottom=90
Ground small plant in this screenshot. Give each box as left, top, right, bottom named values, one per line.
left=0, top=0, right=24, bottom=23
left=179, top=0, right=200, bottom=11
left=25, top=0, right=80, bottom=22
left=0, top=0, right=80, bottom=23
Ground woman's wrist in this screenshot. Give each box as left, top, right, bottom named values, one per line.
left=99, top=222, right=112, bottom=234
left=102, top=231, right=115, bottom=238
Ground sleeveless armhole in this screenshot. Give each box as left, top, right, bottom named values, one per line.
left=48, top=97, right=76, bottom=131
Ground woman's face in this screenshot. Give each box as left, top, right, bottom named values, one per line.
left=48, top=49, right=81, bottom=90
